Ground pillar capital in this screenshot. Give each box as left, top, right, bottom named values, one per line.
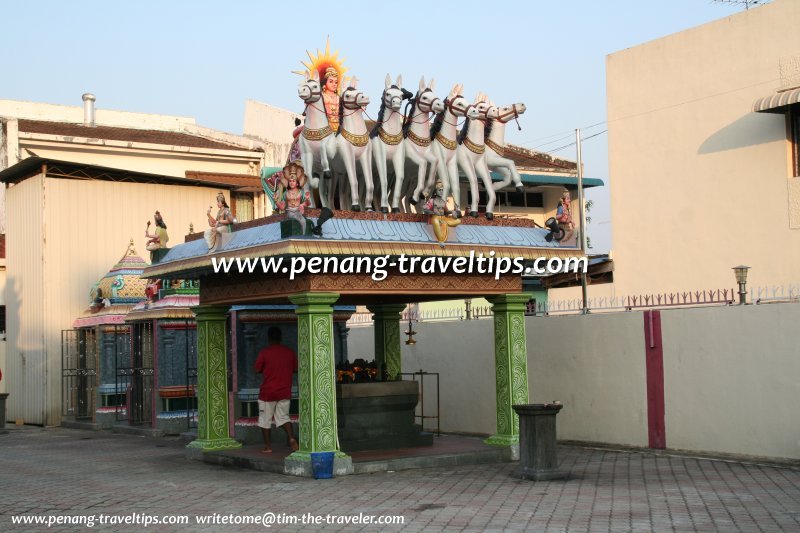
left=488, top=293, right=533, bottom=313
left=191, top=304, right=230, bottom=321
left=366, top=303, right=407, bottom=321
left=289, top=292, right=340, bottom=313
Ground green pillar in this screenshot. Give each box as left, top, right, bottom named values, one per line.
left=367, top=304, right=406, bottom=380
left=485, top=293, right=532, bottom=447
left=186, top=305, right=240, bottom=451
left=288, top=292, right=347, bottom=462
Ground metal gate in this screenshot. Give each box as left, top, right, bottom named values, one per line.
left=185, top=320, right=198, bottom=430
left=61, top=329, right=97, bottom=419
left=115, top=323, right=154, bottom=425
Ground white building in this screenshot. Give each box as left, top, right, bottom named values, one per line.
left=605, top=0, right=800, bottom=299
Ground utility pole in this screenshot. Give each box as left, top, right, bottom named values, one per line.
left=576, top=128, right=589, bottom=314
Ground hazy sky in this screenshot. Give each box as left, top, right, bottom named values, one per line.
left=1, top=0, right=755, bottom=251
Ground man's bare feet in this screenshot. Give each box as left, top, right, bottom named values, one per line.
left=261, top=448, right=273, bottom=454
left=289, top=438, right=299, bottom=451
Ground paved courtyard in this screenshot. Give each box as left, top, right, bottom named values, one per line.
left=0, top=425, right=798, bottom=532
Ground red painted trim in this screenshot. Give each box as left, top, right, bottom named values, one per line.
left=159, top=323, right=197, bottom=330
left=644, top=310, right=666, bottom=449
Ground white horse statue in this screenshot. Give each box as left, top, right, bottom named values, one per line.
left=426, top=84, right=480, bottom=217
left=400, top=77, right=445, bottom=213
left=487, top=102, right=528, bottom=193
left=297, top=72, right=334, bottom=207
left=456, top=93, right=500, bottom=219
left=370, top=74, right=411, bottom=213
left=326, top=79, right=373, bottom=211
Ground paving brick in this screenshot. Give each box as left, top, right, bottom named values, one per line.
left=1, top=426, right=799, bottom=531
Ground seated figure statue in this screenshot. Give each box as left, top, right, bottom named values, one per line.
left=145, top=210, right=169, bottom=251
left=205, top=192, right=235, bottom=250
left=277, top=161, right=311, bottom=234
left=424, top=180, right=460, bottom=245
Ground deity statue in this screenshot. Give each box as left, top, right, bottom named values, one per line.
left=277, top=161, right=311, bottom=233
left=556, top=189, right=576, bottom=245
left=424, top=180, right=461, bottom=245
left=322, top=66, right=341, bottom=132
left=204, top=192, right=235, bottom=250
left=145, top=210, right=169, bottom=251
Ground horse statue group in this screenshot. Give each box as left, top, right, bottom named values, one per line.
left=295, top=72, right=527, bottom=219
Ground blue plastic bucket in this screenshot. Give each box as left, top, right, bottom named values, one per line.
left=310, top=451, right=335, bottom=479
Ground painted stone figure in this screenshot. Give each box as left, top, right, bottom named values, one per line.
left=556, top=189, right=576, bottom=246
left=424, top=180, right=460, bottom=245
left=277, top=161, right=311, bottom=234
left=145, top=210, right=169, bottom=251
left=322, top=67, right=341, bottom=132
left=204, top=192, right=235, bottom=250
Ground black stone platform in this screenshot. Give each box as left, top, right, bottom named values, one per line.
left=337, top=381, right=433, bottom=452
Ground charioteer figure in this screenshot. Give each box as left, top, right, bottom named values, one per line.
left=424, top=180, right=460, bottom=245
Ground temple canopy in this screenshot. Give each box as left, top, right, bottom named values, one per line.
left=141, top=212, right=579, bottom=306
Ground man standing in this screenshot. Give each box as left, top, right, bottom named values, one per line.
left=254, top=327, right=299, bottom=453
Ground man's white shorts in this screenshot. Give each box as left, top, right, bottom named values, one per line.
left=257, top=399, right=291, bottom=428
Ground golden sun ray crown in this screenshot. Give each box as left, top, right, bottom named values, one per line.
left=292, top=38, right=350, bottom=93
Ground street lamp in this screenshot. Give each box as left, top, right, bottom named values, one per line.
left=732, top=265, right=750, bottom=304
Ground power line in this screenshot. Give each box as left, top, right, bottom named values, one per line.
left=523, top=120, right=607, bottom=146
left=545, top=129, right=608, bottom=155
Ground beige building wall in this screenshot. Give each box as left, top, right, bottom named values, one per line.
left=5, top=174, right=46, bottom=424
left=606, top=0, right=800, bottom=296
left=0, top=259, right=6, bottom=394
left=5, top=175, right=230, bottom=425
left=243, top=100, right=300, bottom=167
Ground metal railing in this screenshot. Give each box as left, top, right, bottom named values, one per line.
left=346, top=283, right=800, bottom=326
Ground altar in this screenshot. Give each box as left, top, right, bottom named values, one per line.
left=337, top=380, right=432, bottom=452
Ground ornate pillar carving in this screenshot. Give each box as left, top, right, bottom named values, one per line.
left=287, top=293, right=349, bottom=468
left=186, top=305, right=240, bottom=452
left=485, top=293, right=532, bottom=447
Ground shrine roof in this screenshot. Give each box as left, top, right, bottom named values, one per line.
left=125, top=293, right=200, bottom=322
left=142, top=212, right=579, bottom=279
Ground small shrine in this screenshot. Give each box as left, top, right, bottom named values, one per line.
left=124, top=281, right=200, bottom=435
left=137, top=41, right=589, bottom=475
left=66, top=241, right=148, bottom=429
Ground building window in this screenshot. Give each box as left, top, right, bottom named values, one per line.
left=466, top=190, right=544, bottom=209
left=791, top=106, right=800, bottom=178
left=232, top=193, right=254, bottom=222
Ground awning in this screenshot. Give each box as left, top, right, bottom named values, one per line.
left=753, top=87, right=800, bottom=114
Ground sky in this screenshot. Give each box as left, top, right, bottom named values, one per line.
left=1, top=0, right=757, bottom=252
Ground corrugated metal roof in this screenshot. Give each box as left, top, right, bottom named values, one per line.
left=753, top=87, right=800, bottom=113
